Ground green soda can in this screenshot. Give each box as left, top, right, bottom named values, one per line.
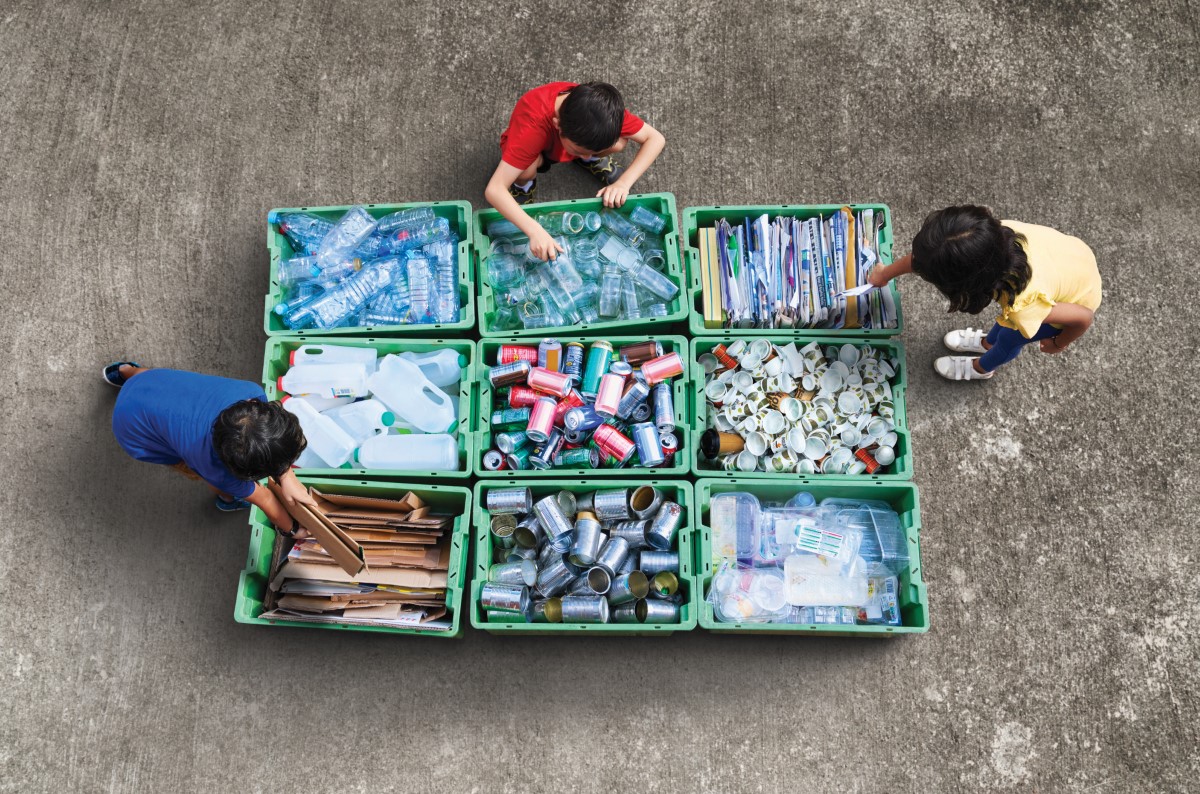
left=554, top=447, right=599, bottom=469
left=599, top=448, right=624, bottom=468
left=496, top=431, right=528, bottom=454
left=505, top=445, right=532, bottom=470
left=491, top=408, right=532, bottom=429
left=581, top=340, right=613, bottom=399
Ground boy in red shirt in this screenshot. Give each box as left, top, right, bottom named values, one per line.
left=484, top=81, right=666, bottom=261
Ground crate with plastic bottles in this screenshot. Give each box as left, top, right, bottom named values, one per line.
left=265, top=201, right=475, bottom=337
left=696, top=479, right=928, bottom=636
left=473, top=193, right=686, bottom=337
left=263, top=337, right=475, bottom=479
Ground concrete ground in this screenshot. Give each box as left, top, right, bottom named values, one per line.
left=1, top=1, right=1197, bottom=791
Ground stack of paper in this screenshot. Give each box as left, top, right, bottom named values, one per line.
left=260, top=484, right=456, bottom=631
left=696, top=208, right=898, bottom=330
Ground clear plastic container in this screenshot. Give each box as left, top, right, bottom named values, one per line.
left=710, top=492, right=761, bottom=566
left=783, top=553, right=869, bottom=607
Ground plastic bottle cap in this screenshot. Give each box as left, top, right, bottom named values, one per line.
left=276, top=376, right=285, bottom=392
left=381, top=412, right=395, bottom=427
left=268, top=211, right=279, bottom=224
left=289, top=350, right=297, bottom=366
left=446, top=421, right=458, bottom=434
left=279, top=395, right=290, bottom=404
left=457, top=354, right=467, bottom=368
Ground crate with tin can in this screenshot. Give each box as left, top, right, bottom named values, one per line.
left=470, top=480, right=697, bottom=634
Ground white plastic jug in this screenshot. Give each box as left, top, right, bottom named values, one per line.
left=292, top=446, right=327, bottom=469
left=355, top=433, right=460, bottom=471
left=291, top=394, right=354, bottom=413
left=277, top=362, right=370, bottom=399
left=290, top=344, right=379, bottom=375
left=367, top=355, right=457, bottom=433
left=322, top=399, right=395, bottom=446
left=398, top=349, right=466, bottom=388
left=282, top=397, right=356, bottom=467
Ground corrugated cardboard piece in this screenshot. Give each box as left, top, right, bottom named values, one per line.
left=268, top=480, right=365, bottom=577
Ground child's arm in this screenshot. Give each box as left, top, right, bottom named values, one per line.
left=1039, top=303, right=1094, bottom=353
left=483, top=161, right=565, bottom=261
left=868, top=253, right=912, bottom=287
left=597, top=123, right=666, bottom=208
left=245, top=483, right=308, bottom=538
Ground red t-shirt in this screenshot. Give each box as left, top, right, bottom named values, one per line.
left=500, top=82, right=645, bottom=169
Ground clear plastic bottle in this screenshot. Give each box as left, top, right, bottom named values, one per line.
left=274, top=282, right=325, bottom=316
left=367, top=355, right=457, bottom=433
left=375, top=206, right=436, bottom=235
left=316, top=206, right=378, bottom=270
left=379, top=217, right=451, bottom=256
left=406, top=255, right=433, bottom=323
left=362, top=288, right=410, bottom=325
left=355, top=433, right=460, bottom=471
left=599, top=262, right=623, bottom=317
left=600, top=209, right=646, bottom=247
left=282, top=263, right=392, bottom=330
left=486, top=217, right=524, bottom=239
left=269, top=211, right=333, bottom=250
left=281, top=396, right=357, bottom=467
left=278, top=255, right=320, bottom=286
left=429, top=240, right=460, bottom=323
left=628, top=206, right=668, bottom=234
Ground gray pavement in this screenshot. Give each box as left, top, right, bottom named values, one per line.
left=1, top=1, right=1198, bottom=791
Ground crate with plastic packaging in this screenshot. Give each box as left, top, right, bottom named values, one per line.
left=696, top=479, right=928, bottom=636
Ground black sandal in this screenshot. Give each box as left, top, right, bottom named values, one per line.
left=102, top=361, right=142, bottom=388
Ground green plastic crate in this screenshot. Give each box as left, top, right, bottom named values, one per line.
left=695, top=479, right=929, bottom=636
left=473, top=192, right=687, bottom=337
left=690, top=335, right=913, bottom=481
left=681, top=204, right=903, bottom=338
left=263, top=336, right=477, bottom=479
left=474, top=336, right=691, bottom=478
left=235, top=477, right=473, bottom=637
left=469, top=479, right=698, bottom=635
left=264, top=200, right=476, bottom=337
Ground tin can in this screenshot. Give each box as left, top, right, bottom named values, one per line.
left=607, top=571, right=649, bottom=605
left=594, top=536, right=631, bottom=576
left=608, top=520, right=649, bottom=550
left=552, top=390, right=585, bottom=427
left=526, top=396, right=557, bottom=443
left=482, top=450, right=506, bottom=471
left=629, top=486, right=663, bottom=520
left=639, top=550, right=679, bottom=575
left=645, top=501, right=684, bottom=550
left=855, top=447, right=881, bottom=474
left=641, top=352, right=684, bottom=385
left=564, top=405, right=604, bottom=432
left=499, top=344, right=539, bottom=365
left=489, top=513, right=517, bottom=540
left=537, top=541, right=559, bottom=568
left=652, top=382, right=675, bottom=434
left=495, top=431, right=528, bottom=455
left=615, top=380, right=650, bottom=421
left=513, top=515, right=544, bottom=549
left=584, top=566, right=612, bottom=595
left=575, top=491, right=595, bottom=513
left=529, top=429, right=564, bottom=470
left=594, top=372, right=626, bottom=418
left=560, top=595, right=610, bottom=624
left=489, top=559, right=538, bottom=586
left=480, top=582, right=529, bottom=614
left=554, top=447, right=599, bottom=468
left=508, top=385, right=540, bottom=409
left=486, top=487, right=532, bottom=514
left=592, top=489, right=630, bottom=521
left=567, top=513, right=603, bottom=567
left=631, top=403, right=653, bottom=423
left=618, top=341, right=662, bottom=367
left=527, top=367, right=573, bottom=398
left=491, top=407, right=531, bottom=429
left=505, top=446, right=532, bottom=471
left=533, top=494, right=574, bottom=552
left=538, top=339, right=562, bottom=371
left=535, top=558, right=575, bottom=597
left=639, top=599, right=679, bottom=623
left=506, top=545, right=537, bottom=563
left=649, top=571, right=679, bottom=598
left=567, top=574, right=597, bottom=595
left=612, top=602, right=642, bottom=623
left=555, top=490, right=577, bottom=517
left=562, top=342, right=585, bottom=381
left=581, top=340, right=613, bottom=398
left=531, top=597, right=563, bottom=623
left=488, top=360, right=531, bottom=388
left=561, top=552, right=587, bottom=577
left=631, top=422, right=665, bottom=467
left=593, top=424, right=635, bottom=465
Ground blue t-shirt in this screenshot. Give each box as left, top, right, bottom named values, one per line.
left=112, top=369, right=267, bottom=500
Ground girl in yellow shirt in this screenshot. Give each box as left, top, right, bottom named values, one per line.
left=870, top=205, right=1102, bottom=381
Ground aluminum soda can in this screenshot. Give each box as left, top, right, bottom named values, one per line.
left=505, top=446, right=532, bottom=471
left=508, top=385, right=540, bottom=409
left=495, top=431, right=527, bottom=454
left=632, top=422, right=665, bottom=467
left=526, top=396, right=557, bottom=443
left=641, top=352, right=684, bottom=385
left=562, top=342, right=585, bottom=382
left=581, top=341, right=613, bottom=398
left=555, top=447, right=599, bottom=468
left=488, top=360, right=531, bottom=388
left=616, top=380, right=651, bottom=421
left=652, top=382, right=675, bottom=434
left=482, top=450, right=506, bottom=471
left=529, top=429, right=564, bottom=470
left=491, top=407, right=531, bottom=429
left=593, top=424, right=635, bottom=465
left=552, top=390, right=585, bottom=427
left=564, top=405, right=604, bottom=432
left=538, top=339, right=562, bottom=372
left=618, top=341, right=662, bottom=367
left=527, top=367, right=573, bottom=398
left=499, top=345, right=539, bottom=365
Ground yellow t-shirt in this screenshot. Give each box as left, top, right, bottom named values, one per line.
left=997, top=220, right=1102, bottom=338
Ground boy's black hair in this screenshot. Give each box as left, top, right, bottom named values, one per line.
left=558, top=82, right=626, bottom=152
left=212, top=400, right=306, bottom=482
left=910, top=205, right=1031, bottom=315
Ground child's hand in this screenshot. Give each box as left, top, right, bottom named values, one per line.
left=597, top=180, right=631, bottom=208
left=1040, top=337, right=1069, bottom=354
left=277, top=470, right=317, bottom=508
left=868, top=266, right=891, bottom=288
left=529, top=228, right=564, bottom=261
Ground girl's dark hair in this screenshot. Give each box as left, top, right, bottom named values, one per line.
left=558, top=82, right=625, bottom=152
left=212, top=400, right=306, bottom=481
left=910, top=205, right=1031, bottom=314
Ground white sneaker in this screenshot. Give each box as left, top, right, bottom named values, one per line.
left=943, top=327, right=988, bottom=354
left=934, top=356, right=993, bottom=381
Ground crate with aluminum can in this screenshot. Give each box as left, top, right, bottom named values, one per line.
left=470, top=480, right=698, bottom=635
left=691, top=336, right=913, bottom=481
left=475, top=336, right=690, bottom=478
left=694, top=479, right=928, bottom=636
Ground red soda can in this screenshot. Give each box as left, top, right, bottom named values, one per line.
left=660, top=432, right=679, bottom=464
left=641, top=352, right=685, bottom=385
left=527, top=366, right=573, bottom=397
left=508, top=385, right=540, bottom=409
left=593, top=424, right=636, bottom=465
left=499, top=345, right=539, bottom=365
left=553, top=390, right=585, bottom=427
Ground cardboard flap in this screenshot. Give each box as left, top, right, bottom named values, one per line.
left=267, top=481, right=365, bottom=577
left=312, top=489, right=425, bottom=514
left=271, top=560, right=447, bottom=589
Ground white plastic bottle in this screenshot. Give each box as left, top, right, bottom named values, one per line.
left=277, top=362, right=370, bottom=399
left=355, top=433, right=460, bottom=471
left=398, top=349, right=466, bottom=388
left=292, top=445, right=327, bottom=469
left=291, top=394, right=354, bottom=412
left=281, top=397, right=357, bottom=467
left=367, top=355, right=457, bottom=433
left=290, top=344, right=379, bottom=375
left=322, top=399, right=396, bottom=446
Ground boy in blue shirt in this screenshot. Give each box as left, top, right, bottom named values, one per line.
left=106, top=362, right=312, bottom=536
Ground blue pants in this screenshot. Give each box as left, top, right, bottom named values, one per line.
left=978, top=323, right=1062, bottom=372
